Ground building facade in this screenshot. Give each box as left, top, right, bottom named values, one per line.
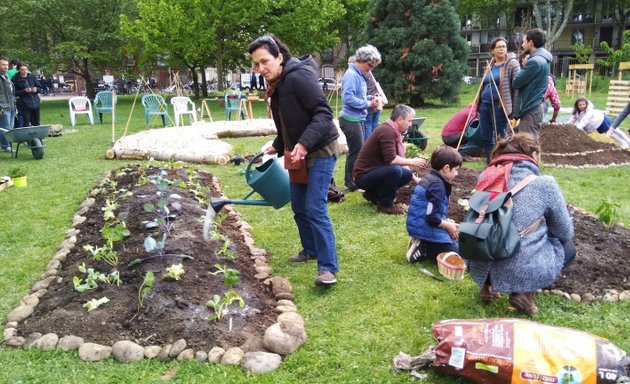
left=460, top=1, right=628, bottom=77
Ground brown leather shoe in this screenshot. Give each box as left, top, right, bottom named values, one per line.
left=479, top=284, right=500, bottom=302
left=509, top=292, right=539, bottom=315
left=377, top=204, right=405, bottom=215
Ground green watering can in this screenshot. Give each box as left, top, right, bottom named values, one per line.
left=210, top=152, right=291, bottom=213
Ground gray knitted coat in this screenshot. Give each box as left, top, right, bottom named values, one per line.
left=468, top=161, right=574, bottom=292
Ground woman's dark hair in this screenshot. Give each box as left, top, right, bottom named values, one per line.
left=572, top=96, right=588, bottom=115
left=16, top=62, right=27, bottom=70
left=489, top=37, right=507, bottom=52
left=491, top=133, right=540, bottom=159
left=248, top=34, right=292, bottom=65
left=430, top=145, right=462, bottom=171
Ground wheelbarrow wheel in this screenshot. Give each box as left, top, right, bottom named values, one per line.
left=30, top=137, right=44, bottom=159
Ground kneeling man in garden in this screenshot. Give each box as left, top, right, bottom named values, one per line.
left=353, top=104, right=427, bottom=215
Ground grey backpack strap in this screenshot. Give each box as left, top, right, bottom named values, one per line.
left=509, top=174, right=543, bottom=236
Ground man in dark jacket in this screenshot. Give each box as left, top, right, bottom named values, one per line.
left=0, top=57, right=16, bottom=151
left=512, top=29, right=552, bottom=139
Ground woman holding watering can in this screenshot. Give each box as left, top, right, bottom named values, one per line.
left=248, top=34, right=340, bottom=286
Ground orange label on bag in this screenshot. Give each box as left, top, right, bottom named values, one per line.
left=511, top=322, right=597, bottom=384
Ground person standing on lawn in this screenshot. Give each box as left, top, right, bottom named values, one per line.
left=512, top=28, right=552, bottom=139
left=476, top=37, right=520, bottom=164
left=249, top=34, right=340, bottom=286
left=339, top=45, right=381, bottom=191
left=353, top=104, right=427, bottom=215
left=0, top=57, right=16, bottom=152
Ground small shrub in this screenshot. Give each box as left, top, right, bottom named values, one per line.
left=594, top=199, right=621, bottom=229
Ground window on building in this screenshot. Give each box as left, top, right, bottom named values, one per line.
left=572, top=29, right=585, bottom=45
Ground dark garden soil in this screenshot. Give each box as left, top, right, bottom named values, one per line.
left=539, top=123, right=630, bottom=167
left=17, top=166, right=278, bottom=351
left=395, top=124, right=630, bottom=297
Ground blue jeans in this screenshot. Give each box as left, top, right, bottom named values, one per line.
left=290, top=155, right=339, bottom=273
left=0, top=109, right=15, bottom=149
left=354, top=165, right=412, bottom=207
left=479, top=101, right=508, bottom=163
left=612, top=100, right=630, bottom=128
left=339, top=117, right=364, bottom=190
left=364, top=111, right=380, bottom=141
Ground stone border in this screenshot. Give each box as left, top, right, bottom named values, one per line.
left=543, top=161, right=630, bottom=169
left=3, top=170, right=306, bottom=374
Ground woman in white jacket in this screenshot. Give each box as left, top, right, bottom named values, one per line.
left=568, top=97, right=630, bottom=149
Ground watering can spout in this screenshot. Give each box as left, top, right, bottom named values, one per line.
left=211, top=199, right=229, bottom=213
left=210, top=198, right=275, bottom=213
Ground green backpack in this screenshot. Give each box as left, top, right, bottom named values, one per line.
left=458, top=175, right=543, bottom=261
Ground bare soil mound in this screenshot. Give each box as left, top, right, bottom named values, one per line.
left=16, top=166, right=277, bottom=351
left=539, top=123, right=630, bottom=167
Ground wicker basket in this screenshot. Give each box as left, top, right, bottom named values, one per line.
left=437, top=252, right=466, bottom=280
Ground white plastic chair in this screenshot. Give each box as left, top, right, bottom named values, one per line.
left=170, top=96, right=197, bottom=126
left=68, top=97, right=94, bottom=126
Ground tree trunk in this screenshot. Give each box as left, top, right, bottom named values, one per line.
left=534, top=0, right=573, bottom=49
left=614, top=4, right=628, bottom=49
left=75, top=58, right=96, bottom=99
left=200, top=68, right=208, bottom=98
left=189, top=65, right=200, bottom=99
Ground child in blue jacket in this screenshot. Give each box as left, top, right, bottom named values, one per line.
left=406, top=145, right=462, bottom=263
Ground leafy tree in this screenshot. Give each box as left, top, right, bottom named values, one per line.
left=365, top=0, right=468, bottom=106
left=121, top=0, right=214, bottom=97
left=573, top=43, right=593, bottom=64
left=598, top=30, right=630, bottom=74
left=264, top=0, right=345, bottom=54
left=1, top=0, right=134, bottom=99
left=331, top=0, right=370, bottom=68
left=610, top=0, right=630, bottom=49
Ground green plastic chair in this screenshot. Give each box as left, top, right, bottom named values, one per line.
left=141, top=94, right=170, bottom=128
left=93, top=91, right=117, bottom=124
left=224, top=92, right=246, bottom=120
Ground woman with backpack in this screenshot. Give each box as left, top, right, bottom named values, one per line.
left=467, top=134, right=575, bottom=315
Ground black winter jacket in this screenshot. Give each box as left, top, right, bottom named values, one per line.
left=270, top=55, right=338, bottom=155
left=12, top=73, right=41, bottom=111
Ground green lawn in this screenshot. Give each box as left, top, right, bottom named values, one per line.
left=0, top=90, right=629, bottom=383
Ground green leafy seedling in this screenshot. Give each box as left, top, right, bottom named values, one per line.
left=209, top=264, right=240, bottom=286
left=594, top=199, right=621, bottom=229
left=206, top=290, right=245, bottom=321
left=163, top=263, right=185, bottom=280
left=138, top=271, right=155, bottom=309
left=83, top=297, right=110, bottom=312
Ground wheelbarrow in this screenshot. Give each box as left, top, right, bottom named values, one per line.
left=403, top=117, right=429, bottom=150
left=203, top=152, right=291, bottom=240
left=1, top=125, right=50, bottom=159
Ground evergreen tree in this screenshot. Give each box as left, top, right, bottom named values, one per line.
left=365, top=0, right=469, bottom=105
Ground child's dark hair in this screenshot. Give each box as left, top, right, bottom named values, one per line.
left=572, top=96, right=588, bottom=115
left=430, top=145, right=462, bottom=171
